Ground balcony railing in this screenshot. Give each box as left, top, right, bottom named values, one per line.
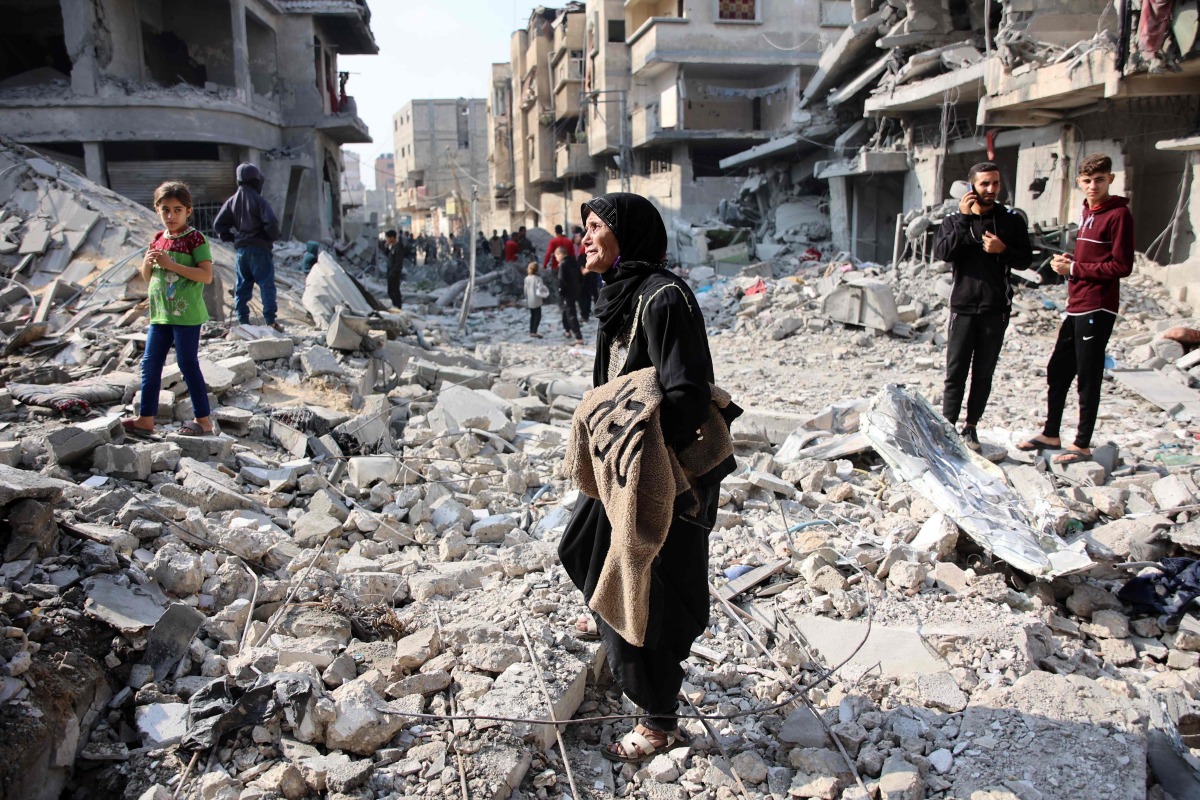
left=555, top=142, right=593, bottom=179
left=316, top=95, right=372, bottom=144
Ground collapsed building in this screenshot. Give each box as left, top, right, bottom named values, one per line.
left=0, top=0, right=378, bottom=243
left=720, top=0, right=1200, bottom=281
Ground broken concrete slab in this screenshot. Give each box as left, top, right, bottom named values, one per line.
left=0, top=463, right=71, bottom=505
left=246, top=337, right=295, bottom=362
left=301, top=346, right=343, bottom=378
left=83, top=575, right=168, bottom=634
left=822, top=278, right=901, bottom=332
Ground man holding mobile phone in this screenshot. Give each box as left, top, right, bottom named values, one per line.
left=934, top=162, right=1032, bottom=450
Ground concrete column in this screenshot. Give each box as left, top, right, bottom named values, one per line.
left=82, top=142, right=108, bottom=188
left=60, top=0, right=99, bottom=96
left=230, top=0, right=252, bottom=102
left=828, top=176, right=851, bottom=254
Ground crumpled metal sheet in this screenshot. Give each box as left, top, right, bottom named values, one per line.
left=862, top=385, right=1091, bottom=577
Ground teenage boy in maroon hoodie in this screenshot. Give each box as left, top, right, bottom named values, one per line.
left=1019, top=153, right=1134, bottom=463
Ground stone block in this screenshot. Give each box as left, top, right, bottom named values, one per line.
left=292, top=512, right=343, bottom=546
left=132, top=391, right=177, bottom=424
left=301, top=346, right=342, bottom=377
left=471, top=657, right=586, bottom=750
left=246, top=337, right=294, bottom=361
left=327, top=309, right=365, bottom=351
left=1153, top=474, right=1195, bottom=510
left=163, top=359, right=237, bottom=395
left=339, top=572, right=407, bottom=605
left=0, top=441, right=21, bottom=467
left=93, top=444, right=152, bottom=480
left=428, top=385, right=513, bottom=440
left=214, top=355, right=257, bottom=385
left=164, top=433, right=233, bottom=462
left=46, top=425, right=103, bottom=465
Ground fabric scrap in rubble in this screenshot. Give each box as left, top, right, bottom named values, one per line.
left=861, top=384, right=1092, bottom=577
left=1119, top=558, right=1200, bottom=618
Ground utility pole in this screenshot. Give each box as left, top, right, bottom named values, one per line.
left=458, top=184, right=479, bottom=333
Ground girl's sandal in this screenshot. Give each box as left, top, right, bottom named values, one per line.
left=178, top=421, right=214, bottom=437
left=601, top=725, right=682, bottom=763
left=121, top=418, right=160, bottom=441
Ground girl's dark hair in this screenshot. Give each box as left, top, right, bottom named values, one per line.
left=153, top=181, right=193, bottom=208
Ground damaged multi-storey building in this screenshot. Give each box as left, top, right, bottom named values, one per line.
left=721, top=0, right=1200, bottom=280
left=0, top=0, right=378, bottom=243
left=485, top=0, right=849, bottom=250
left=393, top=98, right=490, bottom=235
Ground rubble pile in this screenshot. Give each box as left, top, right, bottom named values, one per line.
left=4, top=144, right=1200, bottom=800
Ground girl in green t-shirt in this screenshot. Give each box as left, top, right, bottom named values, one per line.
left=122, top=181, right=216, bottom=439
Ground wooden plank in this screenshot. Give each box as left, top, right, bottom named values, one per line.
left=717, top=558, right=790, bottom=603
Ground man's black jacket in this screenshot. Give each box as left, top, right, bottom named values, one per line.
left=933, top=205, right=1032, bottom=314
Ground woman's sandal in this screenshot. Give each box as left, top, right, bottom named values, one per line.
left=573, top=615, right=601, bottom=641
left=178, top=421, right=214, bottom=437
left=121, top=418, right=159, bottom=440
left=601, top=725, right=683, bottom=764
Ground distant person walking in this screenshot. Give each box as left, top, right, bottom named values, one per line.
left=382, top=229, right=404, bottom=309
left=574, top=225, right=599, bottom=322
left=1019, top=153, right=1134, bottom=464
left=525, top=262, right=549, bottom=338
left=214, top=163, right=282, bottom=330
left=123, top=181, right=214, bottom=439
left=556, top=245, right=584, bottom=345
left=933, top=161, right=1031, bottom=450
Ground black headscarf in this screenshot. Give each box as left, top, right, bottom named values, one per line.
left=581, top=193, right=669, bottom=338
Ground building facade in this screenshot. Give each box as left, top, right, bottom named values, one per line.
left=724, top=0, right=1200, bottom=273
left=490, top=0, right=834, bottom=252
left=0, top=0, right=377, bottom=244
left=393, top=98, right=489, bottom=235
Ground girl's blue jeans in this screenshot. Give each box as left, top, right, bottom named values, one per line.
left=140, top=324, right=210, bottom=418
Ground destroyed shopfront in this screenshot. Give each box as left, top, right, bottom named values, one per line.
left=721, top=0, right=1200, bottom=280
left=0, top=0, right=378, bottom=244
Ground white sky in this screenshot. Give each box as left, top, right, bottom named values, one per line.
left=342, top=1, right=548, bottom=190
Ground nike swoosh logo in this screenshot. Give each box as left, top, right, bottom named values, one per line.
left=1082, top=336, right=1094, bottom=341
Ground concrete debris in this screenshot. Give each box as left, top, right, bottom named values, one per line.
left=1, top=140, right=1200, bottom=800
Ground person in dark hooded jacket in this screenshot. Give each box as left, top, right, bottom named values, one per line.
left=214, top=163, right=282, bottom=329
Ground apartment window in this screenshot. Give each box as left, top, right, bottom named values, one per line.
left=641, top=149, right=671, bottom=176
left=820, top=0, right=853, bottom=25
left=607, top=20, right=625, bottom=42
left=717, top=0, right=757, bottom=21
left=457, top=103, right=470, bottom=149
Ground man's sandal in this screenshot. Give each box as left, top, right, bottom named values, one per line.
left=601, top=725, right=682, bottom=763
left=1016, top=438, right=1058, bottom=452
left=1053, top=450, right=1091, bottom=465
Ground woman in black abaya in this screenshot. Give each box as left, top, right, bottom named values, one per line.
left=557, top=192, right=721, bottom=763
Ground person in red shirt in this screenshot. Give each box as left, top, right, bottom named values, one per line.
left=1019, top=153, right=1134, bottom=464
left=544, top=224, right=574, bottom=268
left=503, top=237, right=520, bottom=262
